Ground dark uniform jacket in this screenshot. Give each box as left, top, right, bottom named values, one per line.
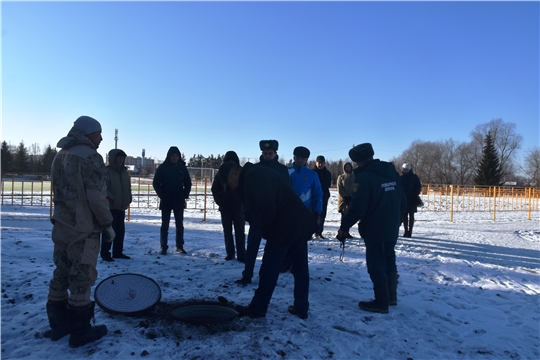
left=340, top=159, right=407, bottom=243
left=401, top=170, right=422, bottom=213
left=257, top=154, right=290, bottom=182
left=237, top=163, right=317, bottom=249
left=153, top=147, right=192, bottom=210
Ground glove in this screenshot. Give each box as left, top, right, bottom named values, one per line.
left=336, top=229, right=347, bottom=244
left=103, top=226, right=116, bottom=243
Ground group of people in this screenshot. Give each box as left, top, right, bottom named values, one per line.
left=45, top=115, right=422, bottom=348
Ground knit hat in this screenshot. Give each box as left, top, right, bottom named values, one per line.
left=223, top=150, right=240, bottom=165
left=293, top=146, right=310, bottom=158
left=402, top=163, right=412, bottom=170
left=259, top=140, right=279, bottom=151
left=316, top=155, right=325, bottom=163
left=73, top=116, right=101, bottom=136
left=349, top=143, right=374, bottom=162
left=218, top=161, right=238, bottom=184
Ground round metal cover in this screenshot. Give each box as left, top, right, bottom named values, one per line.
left=95, top=273, right=161, bottom=315
left=171, top=304, right=239, bottom=325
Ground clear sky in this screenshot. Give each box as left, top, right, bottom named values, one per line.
left=2, top=0, right=539, bottom=164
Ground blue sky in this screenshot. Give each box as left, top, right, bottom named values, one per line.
left=2, top=1, right=538, bottom=165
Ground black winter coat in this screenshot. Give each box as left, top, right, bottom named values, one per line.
left=401, top=170, right=422, bottom=213
left=257, top=154, right=290, bottom=183
left=314, top=166, right=332, bottom=200
left=211, top=172, right=242, bottom=214
left=340, top=159, right=407, bottom=243
left=153, top=148, right=192, bottom=210
left=238, top=163, right=317, bottom=249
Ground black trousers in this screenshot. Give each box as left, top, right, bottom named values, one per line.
left=100, top=209, right=126, bottom=257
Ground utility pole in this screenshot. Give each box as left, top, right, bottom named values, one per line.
left=115, top=129, right=118, bottom=149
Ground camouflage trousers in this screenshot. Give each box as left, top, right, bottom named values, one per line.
left=48, top=221, right=100, bottom=307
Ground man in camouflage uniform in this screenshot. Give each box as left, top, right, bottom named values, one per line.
left=46, top=116, right=114, bottom=348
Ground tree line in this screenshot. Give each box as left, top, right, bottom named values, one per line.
left=2, top=118, right=539, bottom=187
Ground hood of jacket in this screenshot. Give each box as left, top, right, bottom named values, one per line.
left=56, top=127, right=96, bottom=150
left=343, top=162, right=353, bottom=174
left=108, top=149, right=127, bottom=171
left=164, top=146, right=183, bottom=165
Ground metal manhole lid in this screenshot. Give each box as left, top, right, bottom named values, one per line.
left=95, top=273, right=161, bottom=315
left=171, top=304, right=239, bottom=325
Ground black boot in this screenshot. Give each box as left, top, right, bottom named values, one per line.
left=358, top=283, right=389, bottom=314
left=387, top=272, right=399, bottom=306
left=67, top=302, right=107, bottom=348
left=45, top=300, right=70, bottom=341
left=402, top=216, right=409, bottom=237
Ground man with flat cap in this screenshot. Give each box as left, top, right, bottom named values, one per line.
left=218, top=160, right=317, bottom=319
left=235, top=140, right=290, bottom=285
left=337, top=143, right=406, bottom=314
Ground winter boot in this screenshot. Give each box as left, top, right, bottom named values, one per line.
left=402, top=217, right=409, bottom=237
left=408, top=221, right=414, bottom=238
left=67, top=302, right=107, bottom=348
left=358, top=283, right=389, bottom=314
left=387, top=272, right=399, bottom=306
left=44, top=300, right=70, bottom=341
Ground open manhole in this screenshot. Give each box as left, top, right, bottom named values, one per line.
left=95, top=273, right=161, bottom=316
left=171, top=302, right=239, bottom=325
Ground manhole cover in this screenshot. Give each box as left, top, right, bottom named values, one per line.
left=171, top=304, right=239, bottom=325
left=95, top=273, right=161, bottom=315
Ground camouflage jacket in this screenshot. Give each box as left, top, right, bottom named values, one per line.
left=51, top=128, right=113, bottom=233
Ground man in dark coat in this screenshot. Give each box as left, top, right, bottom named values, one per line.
left=337, top=143, right=406, bottom=314
left=101, top=149, right=132, bottom=261
left=313, top=155, right=332, bottom=239
left=400, top=163, right=422, bottom=238
left=235, top=140, right=290, bottom=285
left=211, top=151, right=246, bottom=262
left=152, top=146, right=192, bottom=255
left=219, top=160, right=317, bottom=319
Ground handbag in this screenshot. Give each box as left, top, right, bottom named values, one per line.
left=416, top=195, right=424, bottom=207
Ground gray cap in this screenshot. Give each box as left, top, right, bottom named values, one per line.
left=73, top=116, right=101, bottom=136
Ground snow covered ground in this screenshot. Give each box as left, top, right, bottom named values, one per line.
left=1, top=190, right=539, bottom=359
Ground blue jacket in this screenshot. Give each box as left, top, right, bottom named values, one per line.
left=288, top=164, right=323, bottom=214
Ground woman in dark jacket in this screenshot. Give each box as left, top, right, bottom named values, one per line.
left=152, top=146, right=192, bottom=254
left=400, top=163, right=422, bottom=238
left=211, top=151, right=246, bottom=261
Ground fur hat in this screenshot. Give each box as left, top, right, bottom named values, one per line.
left=259, top=140, right=279, bottom=151
left=218, top=161, right=238, bottom=184
left=349, top=143, right=374, bottom=162
left=402, top=163, right=412, bottom=170
left=293, top=146, right=310, bottom=158
left=316, top=155, right=325, bottom=163
left=73, top=116, right=101, bottom=136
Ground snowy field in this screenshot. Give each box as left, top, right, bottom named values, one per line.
left=1, top=190, right=539, bottom=360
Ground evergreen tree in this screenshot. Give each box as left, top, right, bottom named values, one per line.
left=1, top=141, right=13, bottom=175
left=473, top=133, right=502, bottom=185
left=13, top=141, right=30, bottom=173
left=40, top=145, right=57, bottom=173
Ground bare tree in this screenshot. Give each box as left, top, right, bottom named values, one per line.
left=470, top=118, right=523, bottom=181
left=454, top=141, right=477, bottom=185
left=522, top=147, right=540, bottom=187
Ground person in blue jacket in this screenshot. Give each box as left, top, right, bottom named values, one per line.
left=337, top=143, right=406, bottom=314
left=288, top=146, right=323, bottom=217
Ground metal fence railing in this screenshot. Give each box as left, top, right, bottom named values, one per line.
left=1, top=174, right=538, bottom=221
